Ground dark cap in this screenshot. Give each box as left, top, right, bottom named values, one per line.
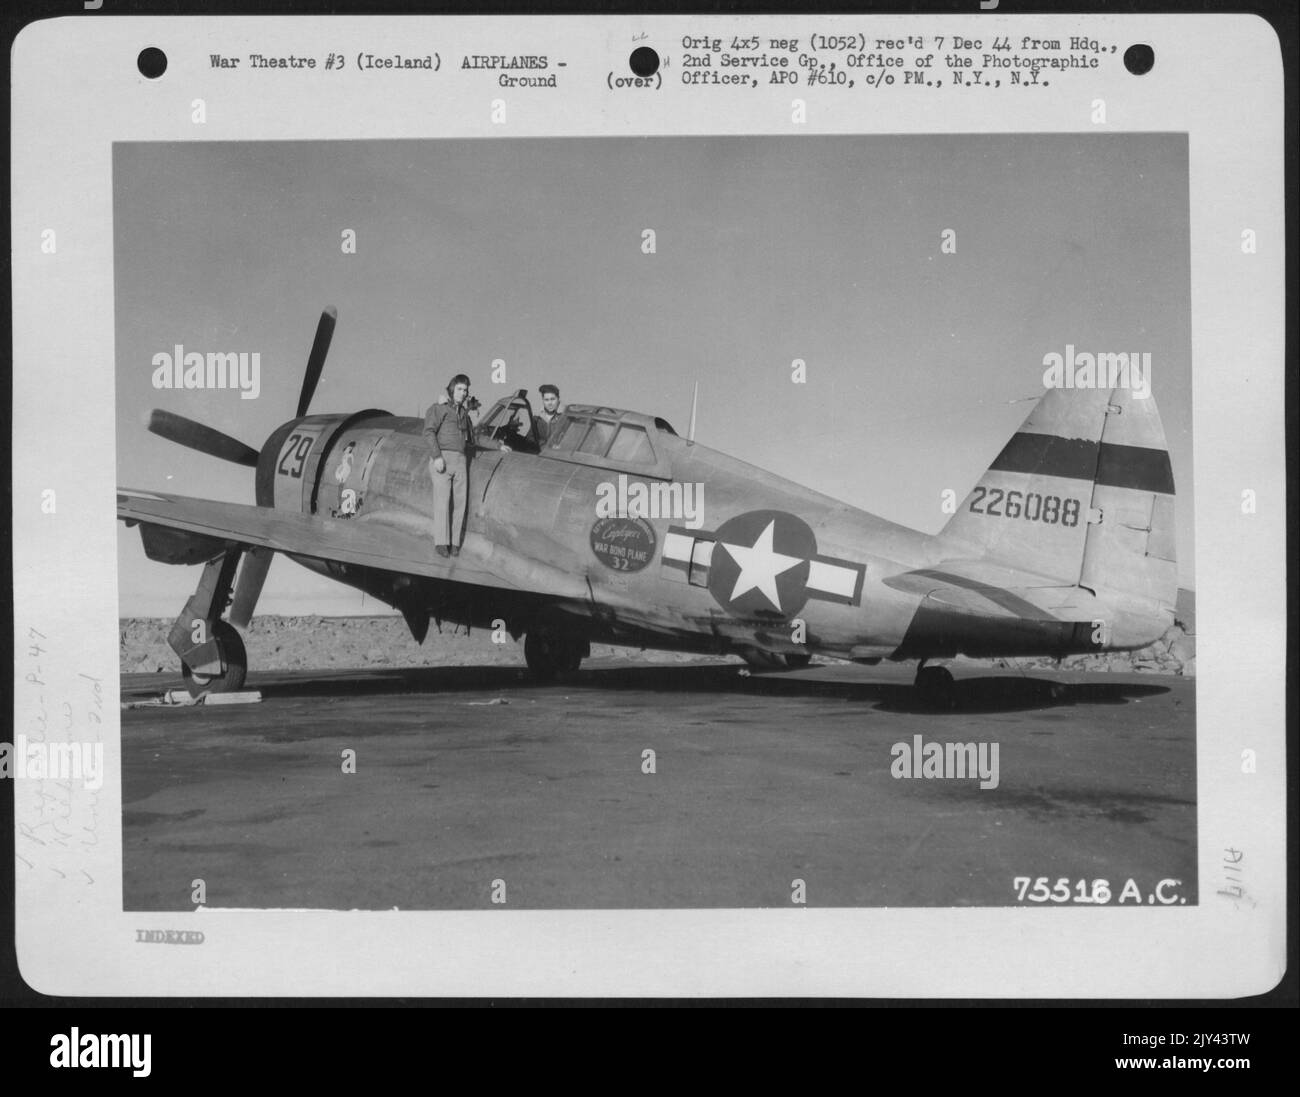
left=447, top=373, right=471, bottom=393
left=539, top=383, right=560, bottom=397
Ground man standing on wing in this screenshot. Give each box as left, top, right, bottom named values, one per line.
left=424, top=373, right=475, bottom=557
left=536, top=383, right=563, bottom=446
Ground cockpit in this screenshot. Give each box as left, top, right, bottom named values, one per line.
left=477, top=391, right=543, bottom=454
left=476, top=390, right=678, bottom=478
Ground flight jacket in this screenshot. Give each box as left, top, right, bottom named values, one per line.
left=423, top=401, right=472, bottom=461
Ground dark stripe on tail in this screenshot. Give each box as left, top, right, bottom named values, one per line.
left=1095, top=442, right=1175, bottom=494
left=989, top=433, right=1099, bottom=480
left=989, top=433, right=1173, bottom=494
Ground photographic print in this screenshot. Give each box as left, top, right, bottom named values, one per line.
left=113, top=134, right=1195, bottom=911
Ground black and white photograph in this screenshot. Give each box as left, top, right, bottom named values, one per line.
left=112, top=134, right=1196, bottom=911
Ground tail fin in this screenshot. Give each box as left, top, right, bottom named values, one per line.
left=941, top=385, right=1177, bottom=623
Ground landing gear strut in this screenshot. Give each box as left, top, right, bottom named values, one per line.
left=914, top=662, right=955, bottom=708
left=523, top=632, right=587, bottom=681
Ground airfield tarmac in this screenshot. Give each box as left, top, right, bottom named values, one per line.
left=120, top=659, right=1196, bottom=910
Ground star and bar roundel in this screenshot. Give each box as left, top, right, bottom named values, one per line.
left=661, top=509, right=866, bottom=617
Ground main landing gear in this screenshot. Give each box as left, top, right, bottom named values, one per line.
left=523, top=631, right=588, bottom=681
left=167, top=550, right=251, bottom=697
left=741, top=650, right=812, bottom=671
left=914, top=661, right=955, bottom=708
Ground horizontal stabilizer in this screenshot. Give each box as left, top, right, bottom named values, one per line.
left=884, top=561, right=1099, bottom=623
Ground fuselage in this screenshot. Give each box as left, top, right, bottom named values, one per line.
left=251, top=396, right=1168, bottom=663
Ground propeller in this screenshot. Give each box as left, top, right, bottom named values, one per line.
left=147, top=306, right=340, bottom=630
left=147, top=409, right=259, bottom=467
left=296, top=306, right=338, bottom=418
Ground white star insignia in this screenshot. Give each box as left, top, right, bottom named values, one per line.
left=719, top=520, right=803, bottom=611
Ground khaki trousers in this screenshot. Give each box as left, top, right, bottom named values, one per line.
left=431, top=450, right=468, bottom=547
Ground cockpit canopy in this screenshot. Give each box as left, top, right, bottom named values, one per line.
left=477, top=391, right=677, bottom=478
left=477, top=392, right=543, bottom=454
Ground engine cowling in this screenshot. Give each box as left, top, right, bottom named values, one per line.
left=255, top=410, right=392, bottom=513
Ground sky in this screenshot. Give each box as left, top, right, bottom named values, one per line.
left=114, top=135, right=1192, bottom=616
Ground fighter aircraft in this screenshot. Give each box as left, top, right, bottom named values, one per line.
left=118, top=307, right=1178, bottom=703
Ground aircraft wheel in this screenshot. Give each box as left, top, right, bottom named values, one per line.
left=523, top=632, right=560, bottom=681
left=915, top=664, right=955, bottom=709
left=525, top=632, right=584, bottom=678
left=182, top=621, right=247, bottom=697
left=559, top=641, right=584, bottom=674
left=743, top=651, right=808, bottom=671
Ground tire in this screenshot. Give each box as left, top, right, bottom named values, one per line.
left=525, top=632, right=584, bottom=679
left=743, top=651, right=809, bottom=671
left=915, top=665, right=955, bottom=709
left=182, top=621, right=247, bottom=697
left=523, top=632, right=559, bottom=682
left=559, top=642, right=584, bottom=673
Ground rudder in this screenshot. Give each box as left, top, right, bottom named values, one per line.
left=1077, top=385, right=1178, bottom=633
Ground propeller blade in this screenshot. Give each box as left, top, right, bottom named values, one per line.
left=229, top=548, right=273, bottom=629
left=296, top=306, right=338, bottom=418
left=148, top=410, right=259, bottom=467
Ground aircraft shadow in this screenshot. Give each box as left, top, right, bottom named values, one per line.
left=863, top=675, right=1173, bottom=715
left=580, top=666, right=1173, bottom=714
left=124, top=664, right=1175, bottom=713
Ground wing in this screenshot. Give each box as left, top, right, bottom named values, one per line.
left=117, top=487, right=589, bottom=600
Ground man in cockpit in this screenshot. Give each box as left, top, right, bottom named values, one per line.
left=535, top=384, right=563, bottom=446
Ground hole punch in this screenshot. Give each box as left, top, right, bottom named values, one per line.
left=137, top=47, right=168, bottom=79
left=1123, top=44, right=1154, bottom=76
left=629, top=46, right=659, bottom=78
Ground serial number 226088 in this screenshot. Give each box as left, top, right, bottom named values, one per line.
left=969, top=488, right=1080, bottom=527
